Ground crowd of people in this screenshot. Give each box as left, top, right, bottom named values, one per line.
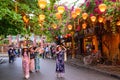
left=8, top=43, right=67, bottom=79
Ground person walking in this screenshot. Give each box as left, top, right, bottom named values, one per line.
left=22, top=47, right=30, bottom=79
left=34, top=45, right=44, bottom=72
left=55, top=45, right=66, bottom=78
left=8, top=47, right=15, bottom=63
left=29, top=47, right=35, bottom=73
left=45, top=45, right=49, bottom=58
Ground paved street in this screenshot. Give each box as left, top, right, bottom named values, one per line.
left=0, top=57, right=119, bottom=80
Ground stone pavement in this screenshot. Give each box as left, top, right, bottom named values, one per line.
left=66, top=58, right=120, bottom=79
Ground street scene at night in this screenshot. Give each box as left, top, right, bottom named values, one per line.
left=0, top=0, right=120, bottom=80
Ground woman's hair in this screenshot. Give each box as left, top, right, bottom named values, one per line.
left=22, top=48, right=29, bottom=56
left=56, top=45, right=63, bottom=51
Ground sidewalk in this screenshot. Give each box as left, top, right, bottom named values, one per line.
left=0, top=52, right=8, bottom=57
left=66, top=58, right=120, bottom=79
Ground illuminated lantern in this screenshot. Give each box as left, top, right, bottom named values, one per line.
left=52, top=24, right=57, bottom=29
left=98, top=16, right=104, bottom=23
left=39, top=14, right=45, bottom=21
left=71, top=11, right=77, bottom=19
left=56, top=13, right=62, bottom=19
left=82, top=13, right=88, bottom=20
left=38, top=0, right=47, bottom=9
left=117, top=21, right=120, bottom=26
left=98, top=3, right=107, bottom=12
left=57, top=6, right=65, bottom=14
left=90, top=16, right=96, bottom=22
left=75, top=8, right=81, bottom=15
left=68, top=24, right=73, bottom=30
left=82, top=22, right=87, bottom=29
left=23, top=15, right=29, bottom=23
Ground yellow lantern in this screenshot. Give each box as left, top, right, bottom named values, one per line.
left=23, top=15, right=29, bottom=23
left=56, top=12, right=62, bottom=19
left=75, top=8, right=81, bottom=15
left=71, top=11, right=77, bottom=19
left=38, top=0, right=47, bottom=9
left=52, top=24, right=57, bottom=29
left=68, top=24, right=73, bottom=30
left=82, top=22, right=87, bottom=29
left=90, top=16, right=96, bottom=22
left=82, top=13, right=88, bottom=20
left=98, top=16, right=104, bottom=23
left=57, top=6, right=65, bottom=14
left=117, top=21, right=120, bottom=26
left=98, top=3, right=107, bottom=12
left=39, top=14, right=45, bottom=21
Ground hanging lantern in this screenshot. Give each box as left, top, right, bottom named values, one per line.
left=57, top=6, right=65, bottom=14
left=71, top=11, right=77, bottom=19
left=117, top=21, right=120, bottom=26
left=75, top=8, right=81, bottom=15
left=52, top=24, right=57, bottom=29
left=98, top=16, right=104, bottom=23
left=38, top=0, right=47, bottom=9
left=82, top=22, right=87, bottom=29
left=82, top=13, right=88, bottom=20
left=98, top=3, right=107, bottom=12
left=23, top=15, right=29, bottom=23
left=56, top=12, right=62, bottom=19
left=90, top=16, right=96, bottom=22
left=39, top=14, right=45, bottom=21
left=68, top=24, right=73, bottom=30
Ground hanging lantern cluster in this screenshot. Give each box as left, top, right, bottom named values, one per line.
left=71, top=7, right=81, bottom=19
left=98, top=3, right=107, bottom=12
left=55, top=6, right=65, bottom=19
left=38, top=0, right=47, bottom=9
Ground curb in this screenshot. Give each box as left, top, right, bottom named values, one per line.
left=66, top=60, right=120, bottom=79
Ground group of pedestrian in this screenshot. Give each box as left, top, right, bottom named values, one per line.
left=21, top=45, right=44, bottom=79
left=8, top=47, right=21, bottom=63
left=42, top=44, right=56, bottom=59
left=8, top=43, right=67, bottom=79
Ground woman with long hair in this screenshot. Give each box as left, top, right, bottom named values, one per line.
left=55, top=45, right=66, bottom=78
left=22, top=47, right=30, bottom=79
